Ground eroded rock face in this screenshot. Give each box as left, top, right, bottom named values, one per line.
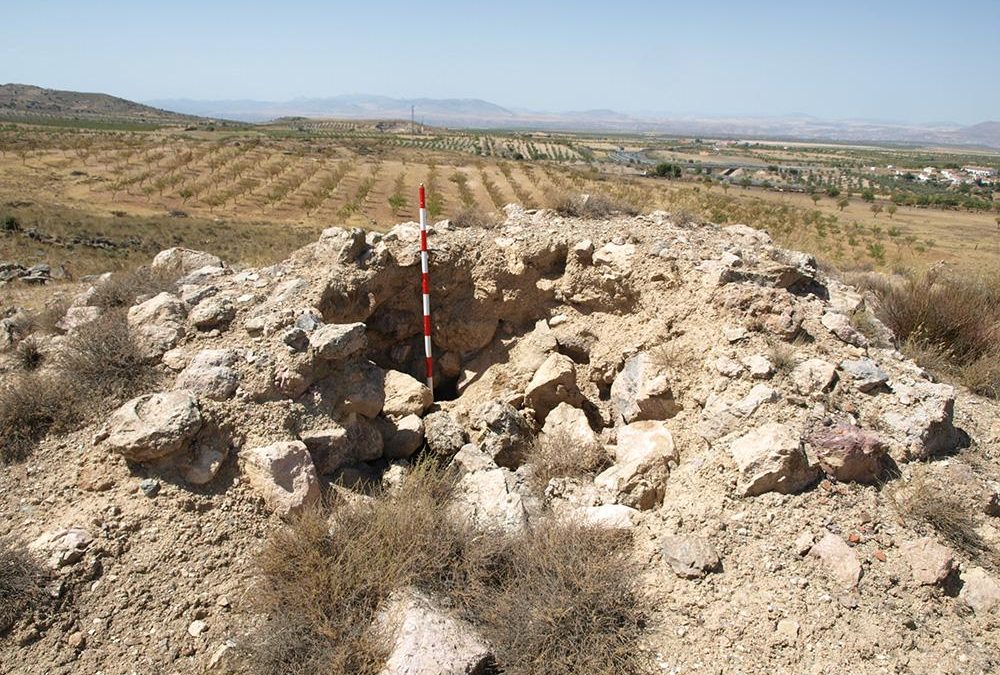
left=729, top=423, right=818, bottom=497
left=595, top=420, right=676, bottom=510
left=471, top=400, right=533, bottom=469
left=423, top=411, right=468, bottom=457
left=104, top=390, right=203, bottom=462
left=611, top=351, right=679, bottom=423
left=240, top=441, right=321, bottom=518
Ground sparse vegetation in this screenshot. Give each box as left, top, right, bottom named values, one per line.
left=450, top=207, right=498, bottom=229
left=245, top=462, right=650, bottom=675
left=526, top=429, right=610, bottom=493
left=0, top=539, right=45, bottom=634
left=550, top=191, right=639, bottom=219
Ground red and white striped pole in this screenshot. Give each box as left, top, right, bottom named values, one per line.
left=418, top=184, right=434, bottom=397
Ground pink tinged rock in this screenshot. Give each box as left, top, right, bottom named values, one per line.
left=241, top=441, right=321, bottom=518
left=899, top=537, right=954, bottom=586
left=809, top=533, right=862, bottom=590
left=104, top=390, right=203, bottom=462
left=728, top=422, right=818, bottom=497
left=808, top=424, right=889, bottom=483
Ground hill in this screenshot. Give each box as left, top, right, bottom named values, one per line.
left=0, top=83, right=203, bottom=125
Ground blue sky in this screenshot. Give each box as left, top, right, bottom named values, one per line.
left=3, top=0, right=998, bottom=124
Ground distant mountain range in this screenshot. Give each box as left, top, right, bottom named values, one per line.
left=147, top=94, right=1000, bottom=149
left=2, top=84, right=997, bottom=149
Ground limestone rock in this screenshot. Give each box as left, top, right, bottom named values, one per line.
left=660, top=535, right=721, bottom=578
left=29, top=527, right=93, bottom=568
left=883, top=382, right=960, bottom=460
left=241, top=441, right=321, bottom=518
left=729, top=422, right=817, bottom=497
left=743, top=354, right=775, bottom=380
left=175, top=349, right=239, bottom=400
left=56, top=305, right=101, bottom=333
left=595, top=420, right=676, bottom=510
left=151, top=247, right=223, bottom=274
left=310, top=322, right=367, bottom=361
left=541, top=402, right=599, bottom=450
left=840, top=358, right=888, bottom=393
left=451, top=466, right=527, bottom=532
left=524, top=352, right=580, bottom=422
left=899, top=537, right=954, bottom=586
left=382, top=414, right=425, bottom=460
left=179, top=445, right=229, bottom=485
left=126, top=292, right=187, bottom=358
left=302, top=414, right=383, bottom=474
left=104, top=390, right=203, bottom=462
left=383, top=370, right=433, bottom=418
left=820, top=312, right=869, bottom=348
left=574, top=504, right=640, bottom=530
left=189, top=296, right=235, bottom=331
left=808, top=424, right=889, bottom=483
left=790, top=358, right=837, bottom=395
left=378, top=589, right=493, bottom=675
left=611, top=351, right=679, bottom=423
left=471, top=400, right=533, bottom=469
left=960, top=567, right=1000, bottom=614
left=423, top=410, right=468, bottom=457
left=809, top=533, right=861, bottom=590
left=449, top=444, right=498, bottom=475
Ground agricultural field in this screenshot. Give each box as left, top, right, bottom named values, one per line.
left=1, top=117, right=999, bottom=278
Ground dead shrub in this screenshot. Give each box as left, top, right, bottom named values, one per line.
left=549, top=191, right=639, bottom=219
left=450, top=208, right=498, bottom=229
left=451, top=521, right=652, bottom=675
left=526, top=429, right=610, bottom=493
left=13, top=336, right=45, bottom=371
left=867, top=271, right=1000, bottom=398
left=893, top=470, right=995, bottom=569
left=56, top=309, right=157, bottom=404
left=0, top=372, right=79, bottom=464
left=246, top=463, right=652, bottom=675
left=768, top=341, right=798, bottom=373
left=0, top=539, right=45, bottom=634
left=88, top=265, right=180, bottom=310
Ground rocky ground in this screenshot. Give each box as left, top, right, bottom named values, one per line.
left=1, top=205, right=998, bottom=674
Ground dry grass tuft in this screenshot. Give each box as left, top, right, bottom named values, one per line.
left=526, top=429, right=610, bottom=493
left=0, top=373, right=79, bottom=464
left=88, top=266, right=180, bottom=310
left=450, top=208, right=499, bottom=229
left=13, top=336, right=45, bottom=371
left=894, top=470, right=995, bottom=568
left=768, top=341, right=798, bottom=373
left=0, top=539, right=45, bottom=634
left=245, top=462, right=651, bottom=675
left=550, top=191, right=639, bottom=219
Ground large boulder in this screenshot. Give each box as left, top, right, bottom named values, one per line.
left=595, top=420, right=677, bottom=510
left=126, top=292, right=187, bottom=358
left=104, top=390, right=203, bottom=462
left=310, top=322, right=367, bottom=361
left=610, top=351, right=679, bottom=423
left=808, top=424, right=889, bottom=483
left=728, top=423, right=818, bottom=497
left=377, top=589, right=493, bottom=675
left=240, top=441, right=321, bottom=518
left=151, top=247, right=223, bottom=274
left=523, top=352, right=580, bottom=422
left=175, top=349, right=240, bottom=400
left=383, top=370, right=433, bottom=418
left=381, top=414, right=425, bottom=460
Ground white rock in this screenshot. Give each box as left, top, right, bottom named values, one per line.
left=104, top=390, right=203, bottom=462
left=383, top=370, right=433, bottom=417
left=126, top=292, right=187, bottom=358
left=241, top=441, right=321, bottom=518
left=729, top=422, right=817, bottom=496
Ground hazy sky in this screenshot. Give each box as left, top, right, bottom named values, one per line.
left=3, top=0, right=998, bottom=124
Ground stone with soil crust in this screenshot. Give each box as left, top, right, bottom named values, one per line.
left=661, top=535, right=722, bottom=578
left=809, top=533, right=862, bottom=590
left=471, top=400, right=533, bottom=469
left=422, top=410, right=468, bottom=457
left=595, top=420, right=676, bottom=510
left=188, top=296, right=235, bottom=331
left=840, top=358, right=889, bottom=393
left=240, top=441, right=321, bottom=518
left=310, top=322, right=367, bottom=361
left=611, top=351, right=679, bottom=423
left=572, top=504, right=640, bottom=530
left=820, top=311, right=869, bottom=348
left=882, top=381, right=960, bottom=461
left=380, top=414, right=425, bottom=459
left=377, top=588, right=493, bottom=675
left=382, top=369, right=433, bottom=418
left=729, top=422, right=818, bottom=497
left=808, top=424, right=889, bottom=483
left=104, top=390, right=203, bottom=462
left=301, top=414, right=382, bottom=474
left=174, top=349, right=239, bottom=400
left=29, top=526, right=93, bottom=568
left=899, top=537, right=955, bottom=586
left=541, top=402, right=599, bottom=450
left=126, top=292, right=187, bottom=358
left=959, top=567, right=1000, bottom=614
left=523, top=352, right=580, bottom=422
left=790, top=358, right=837, bottom=395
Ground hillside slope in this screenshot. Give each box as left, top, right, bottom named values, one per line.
left=0, top=83, right=200, bottom=124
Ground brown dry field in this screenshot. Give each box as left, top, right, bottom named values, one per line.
left=1, top=124, right=998, bottom=281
